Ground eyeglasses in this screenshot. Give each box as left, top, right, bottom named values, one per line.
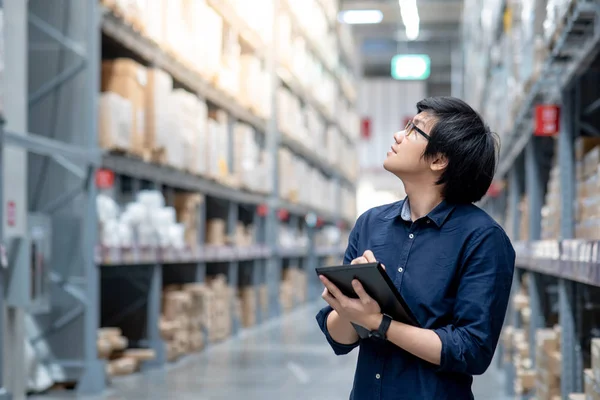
left=405, top=120, right=430, bottom=140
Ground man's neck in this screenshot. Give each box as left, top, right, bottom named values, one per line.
left=403, top=181, right=443, bottom=221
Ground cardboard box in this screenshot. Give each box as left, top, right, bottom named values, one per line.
left=206, top=219, right=226, bottom=246
left=101, top=59, right=147, bottom=157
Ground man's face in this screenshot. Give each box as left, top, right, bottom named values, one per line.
left=383, top=112, right=436, bottom=176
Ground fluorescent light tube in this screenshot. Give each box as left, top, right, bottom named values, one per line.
left=338, top=9, right=384, bottom=24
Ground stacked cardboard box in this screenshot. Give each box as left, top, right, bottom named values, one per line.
left=174, top=193, right=204, bottom=249
left=232, top=222, right=254, bottom=247
left=98, top=327, right=156, bottom=377
left=535, top=327, right=561, bottom=400
left=239, top=286, right=257, bottom=328
left=520, top=195, right=530, bottom=241
left=206, top=218, right=227, bottom=246
left=160, top=278, right=232, bottom=361
left=541, top=150, right=560, bottom=240
left=205, top=275, right=233, bottom=342
left=280, top=268, right=307, bottom=313
left=100, top=59, right=147, bottom=158
left=576, top=138, right=600, bottom=239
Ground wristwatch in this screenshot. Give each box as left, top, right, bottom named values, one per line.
left=369, top=314, right=392, bottom=340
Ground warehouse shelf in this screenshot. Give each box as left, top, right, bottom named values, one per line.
left=279, top=133, right=352, bottom=187
left=279, top=0, right=355, bottom=106
left=102, top=153, right=268, bottom=205
left=100, top=6, right=268, bottom=134
left=5, top=129, right=101, bottom=166
left=98, top=244, right=272, bottom=266
left=205, top=0, right=266, bottom=59
left=474, top=2, right=600, bottom=398
left=514, top=240, right=600, bottom=287
left=277, top=65, right=356, bottom=144
left=490, top=1, right=600, bottom=181
left=1, top=1, right=359, bottom=398
left=278, top=199, right=347, bottom=226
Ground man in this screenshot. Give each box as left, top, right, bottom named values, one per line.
left=316, top=96, right=515, bottom=400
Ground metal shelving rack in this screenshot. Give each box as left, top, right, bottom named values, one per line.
left=0, top=0, right=359, bottom=398
left=480, top=2, right=600, bottom=398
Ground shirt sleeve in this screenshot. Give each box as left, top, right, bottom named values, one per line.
left=315, top=214, right=364, bottom=355
left=433, top=226, right=515, bottom=375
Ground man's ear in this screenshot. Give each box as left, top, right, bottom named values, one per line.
left=430, top=153, right=448, bottom=172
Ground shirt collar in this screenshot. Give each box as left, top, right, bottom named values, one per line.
left=384, top=197, right=455, bottom=227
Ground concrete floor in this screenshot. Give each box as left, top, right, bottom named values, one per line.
left=34, top=302, right=511, bottom=400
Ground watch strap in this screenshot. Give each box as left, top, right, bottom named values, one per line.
left=378, top=314, right=392, bottom=339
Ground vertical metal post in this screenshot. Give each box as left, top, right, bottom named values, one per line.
left=142, top=181, right=166, bottom=370
left=525, top=138, right=545, bottom=367
left=195, top=199, right=206, bottom=283
left=76, top=0, right=105, bottom=394
left=503, top=166, right=522, bottom=394
left=0, top=0, right=8, bottom=394
left=559, top=84, right=583, bottom=397
left=265, top=0, right=281, bottom=319
left=251, top=209, right=262, bottom=323
left=227, top=202, right=239, bottom=334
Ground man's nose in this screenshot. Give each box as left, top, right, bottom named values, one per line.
left=394, top=131, right=405, bottom=144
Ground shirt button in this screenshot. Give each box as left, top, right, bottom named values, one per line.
left=409, top=233, right=414, bottom=239
left=398, top=267, right=404, bottom=273
left=376, top=374, right=381, bottom=379
left=426, top=220, right=431, bottom=224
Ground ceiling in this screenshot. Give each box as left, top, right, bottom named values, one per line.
left=341, top=0, right=464, bottom=92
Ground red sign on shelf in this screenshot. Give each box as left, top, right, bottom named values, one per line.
left=277, top=208, right=290, bottom=221
left=361, top=117, right=372, bottom=139
left=96, top=169, right=115, bottom=189
left=7, top=201, right=15, bottom=227
left=257, top=203, right=268, bottom=217
left=534, top=105, right=560, bottom=136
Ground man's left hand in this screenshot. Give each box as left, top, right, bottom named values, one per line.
left=319, top=275, right=383, bottom=331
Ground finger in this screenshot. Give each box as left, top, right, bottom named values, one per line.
left=322, top=288, right=341, bottom=309
left=352, top=279, right=373, bottom=304
left=351, top=256, right=367, bottom=265
left=319, top=276, right=346, bottom=300
left=363, top=250, right=376, bottom=263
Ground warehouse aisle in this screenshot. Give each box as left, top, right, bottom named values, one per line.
left=35, top=303, right=510, bottom=400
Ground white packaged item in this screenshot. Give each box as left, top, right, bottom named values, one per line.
left=136, top=190, right=165, bottom=210
left=98, top=92, right=132, bottom=151
left=169, top=223, right=186, bottom=249
left=97, top=194, right=120, bottom=223
left=147, top=68, right=172, bottom=155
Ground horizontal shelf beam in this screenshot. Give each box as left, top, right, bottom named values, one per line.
left=5, top=130, right=101, bottom=165
left=98, top=245, right=273, bottom=266
left=102, top=153, right=267, bottom=204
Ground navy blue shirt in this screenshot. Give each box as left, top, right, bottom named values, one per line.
left=316, top=199, right=515, bottom=400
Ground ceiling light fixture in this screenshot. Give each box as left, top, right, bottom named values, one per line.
left=398, top=0, right=420, bottom=41
left=337, top=9, right=384, bottom=25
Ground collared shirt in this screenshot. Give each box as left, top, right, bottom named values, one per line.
left=316, top=198, right=515, bottom=400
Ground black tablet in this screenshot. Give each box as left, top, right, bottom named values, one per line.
left=316, top=262, right=420, bottom=339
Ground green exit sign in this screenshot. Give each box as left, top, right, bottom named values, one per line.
left=391, top=54, right=431, bottom=80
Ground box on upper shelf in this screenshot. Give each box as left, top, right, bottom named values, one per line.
left=101, top=58, right=147, bottom=158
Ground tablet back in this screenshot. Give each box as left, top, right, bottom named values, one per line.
left=316, top=263, right=419, bottom=338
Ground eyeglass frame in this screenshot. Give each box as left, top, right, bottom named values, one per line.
left=405, top=120, right=431, bottom=140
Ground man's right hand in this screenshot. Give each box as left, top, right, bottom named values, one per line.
left=351, top=250, right=385, bottom=270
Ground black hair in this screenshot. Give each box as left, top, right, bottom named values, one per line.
left=416, top=96, right=499, bottom=204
